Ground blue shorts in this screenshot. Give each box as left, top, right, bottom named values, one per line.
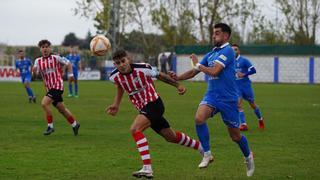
left=21, top=74, right=31, bottom=83
left=237, top=83, right=254, bottom=103
left=200, top=96, right=240, bottom=128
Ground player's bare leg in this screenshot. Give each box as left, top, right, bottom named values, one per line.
left=249, top=101, right=265, bottom=129
left=238, top=99, right=248, bottom=131
left=195, top=105, right=214, bottom=168
left=55, top=102, right=80, bottom=135
left=228, top=127, right=254, bottom=176
left=131, top=115, right=153, bottom=179
left=41, top=96, right=54, bottom=135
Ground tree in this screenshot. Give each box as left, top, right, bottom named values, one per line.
left=277, top=0, right=320, bottom=44
left=62, top=33, right=80, bottom=46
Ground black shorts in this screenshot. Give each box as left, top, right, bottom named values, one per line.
left=139, top=98, right=170, bottom=133
left=46, top=89, right=63, bottom=107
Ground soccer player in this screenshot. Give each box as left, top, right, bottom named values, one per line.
left=106, top=49, right=203, bottom=179
left=169, top=23, right=254, bottom=176
left=232, top=44, right=265, bottom=131
left=66, top=46, right=81, bottom=98
left=32, top=40, right=80, bottom=136
left=15, top=50, right=36, bottom=103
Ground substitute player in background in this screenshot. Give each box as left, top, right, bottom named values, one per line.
left=169, top=23, right=254, bottom=176
left=106, top=49, right=203, bottom=179
left=66, top=46, right=81, bottom=98
left=33, top=40, right=80, bottom=136
left=15, top=50, right=36, bottom=103
left=232, top=44, right=265, bottom=131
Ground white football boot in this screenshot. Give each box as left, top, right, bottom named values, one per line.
left=132, top=165, right=153, bottom=179
left=245, top=152, right=255, bottom=177
left=198, top=151, right=214, bottom=168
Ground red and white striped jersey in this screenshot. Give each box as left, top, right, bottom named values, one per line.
left=34, top=54, right=70, bottom=92
left=109, top=63, right=160, bottom=110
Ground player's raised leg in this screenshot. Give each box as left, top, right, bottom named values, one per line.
left=41, top=96, right=55, bottom=135
left=55, top=102, right=80, bottom=135
left=195, top=105, right=214, bottom=168
left=130, top=115, right=153, bottom=179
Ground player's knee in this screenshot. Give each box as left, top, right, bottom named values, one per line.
left=230, top=134, right=241, bottom=142
left=130, top=127, right=139, bottom=134
left=195, top=115, right=206, bottom=124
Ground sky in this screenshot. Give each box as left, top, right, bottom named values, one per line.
left=0, top=0, right=317, bottom=46
left=0, top=0, right=96, bottom=46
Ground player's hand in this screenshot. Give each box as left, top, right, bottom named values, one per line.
left=177, top=85, right=186, bottom=95
left=168, top=71, right=178, bottom=80
left=236, top=72, right=245, bottom=78
left=190, top=54, right=199, bottom=66
left=105, top=105, right=119, bottom=116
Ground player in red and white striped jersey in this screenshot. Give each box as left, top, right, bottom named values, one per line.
left=106, top=49, right=203, bottom=178
left=33, top=39, right=80, bottom=136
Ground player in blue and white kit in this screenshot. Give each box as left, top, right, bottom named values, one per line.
left=15, top=50, right=36, bottom=103
left=232, top=44, right=265, bottom=131
left=169, top=23, right=254, bottom=177
left=66, top=47, right=81, bottom=98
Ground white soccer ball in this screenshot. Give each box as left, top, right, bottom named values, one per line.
left=90, top=35, right=111, bottom=56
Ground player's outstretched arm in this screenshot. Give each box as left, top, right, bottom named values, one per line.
left=105, top=85, right=124, bottom=116
left=191, top=54, right=224, bottom=77
left=158, top=72, right=186, bottom=95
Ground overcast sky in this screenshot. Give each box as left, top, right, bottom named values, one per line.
left=2, top=0, right=317, bottom=46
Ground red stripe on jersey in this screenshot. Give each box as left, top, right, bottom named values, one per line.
left=138, top=71, right=151, bottom=103
left=133, top=71, right=146, bottom=103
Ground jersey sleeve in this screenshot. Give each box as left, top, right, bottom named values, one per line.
left=15, top=61, right=18, bottom=69
left=143, top=64, right=159, bottom=78
left=245, top=58, right=254, bottom=69
left=214, top=48, right=234, bottom=68
left=55, top=55, right=70, bottom=65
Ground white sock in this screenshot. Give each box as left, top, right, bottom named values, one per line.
left=143, top=165, right=152, bottom=171
left=48, top=123, right=53, bottom=128
left=204, top=151, right=212, bottom=157
left=71, top=121, right=77, bottom=127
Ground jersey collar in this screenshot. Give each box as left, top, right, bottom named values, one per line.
left=236, top=55, right=241, bottom=60
left=212, top=42, right=230, bottom=50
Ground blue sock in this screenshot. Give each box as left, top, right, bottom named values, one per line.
left=239, top=111, right=246, bottom=124
left=254, top=107, right=262, bottom=119
left=69, top=83, right=73, bottom=95
left=237, top=135, right=251, bottom=157
left=25, top=87, right=34, bottom=97
left=75, top=83, right=78, bottom=95
left=196, top=123, right=210, bottom=152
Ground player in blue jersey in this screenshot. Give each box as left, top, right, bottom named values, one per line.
left=15, top=50, right=36, bottom=103
left=169, top=23, right=254, bottom=176
left=232, top=44, right=265, bottom=131
left=66, top=46, right=81, bottom=98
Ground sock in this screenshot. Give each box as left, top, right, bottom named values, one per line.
left=25, top=87, right=34, bottom=97
left=75, top=83, right=78, bottom=95
left=133, top=132, right=151, bottom=166
left=71, top=121, right=77, bottom=127
left=254, top=107, right=262, bottom=120
left=47, top=115, right=53, bottom=127
left=67, top=116, right=76, bottom=125
left=236, top=135, right=251, bottom=158
left=196, top=123, right=210, bottom=152
left=175, top=131, right=202, bottom=151
left=69, top=83, right=73, bottom=95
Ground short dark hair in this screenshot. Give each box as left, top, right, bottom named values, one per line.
left=112, top=49, right=127, bottom=60
left=38, top=39, right=51, bottom=47
left=231, top=43, right=239, bottom=48
left=17, top=49, right=24, bottom=53
left=214, top=23, right=232, bottom=36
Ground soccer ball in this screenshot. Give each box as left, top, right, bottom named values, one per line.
left=90, top=35, right=111, bottom=56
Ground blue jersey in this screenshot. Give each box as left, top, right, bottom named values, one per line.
left=200, top=43, right=238, bottom=102
left=15, top=58, right=32, bottom=77
left=66, top=54, right=81, bottom=73
left=235, top=55, right=254, bottom=84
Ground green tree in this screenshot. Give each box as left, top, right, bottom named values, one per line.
left=62, top=33, right=80, bottom=46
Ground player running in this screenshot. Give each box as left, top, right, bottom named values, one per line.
left=15, top=50, right=36, bottom=103
left=231, top=44, right=265, bottom=131
left=32, top=39, right=80, bottom=136
left=169, top=23, right=254, bottom=176
left=66, top=46, right=81, bottom=98
left=106, top=49, right=203, bottom=179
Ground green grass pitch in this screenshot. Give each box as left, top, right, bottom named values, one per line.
left=0, top=81, right=319, bottom=179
